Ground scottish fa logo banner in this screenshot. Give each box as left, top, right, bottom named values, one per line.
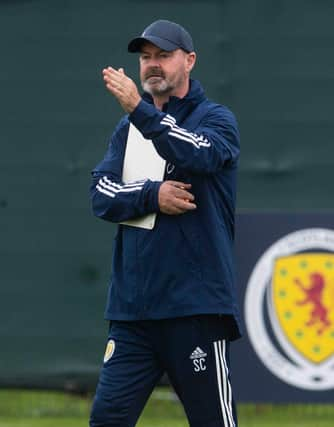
left=245, top=228, right=334, bottom=390
left=272, top=255, right=333, bottom=363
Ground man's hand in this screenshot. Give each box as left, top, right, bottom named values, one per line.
left=158, top=181, right=197, bottom=215
left=102, top=67, right=141, bottom=113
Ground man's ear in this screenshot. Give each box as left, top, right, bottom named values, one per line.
left=186, top=52, right=196, bottom=73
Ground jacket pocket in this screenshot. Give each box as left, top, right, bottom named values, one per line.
left=177, top=214, right=203, bottom=280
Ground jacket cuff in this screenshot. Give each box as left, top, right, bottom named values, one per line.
left=129, top=100, right=165, bottom=138
left=143, top=180, right=162, bottom=213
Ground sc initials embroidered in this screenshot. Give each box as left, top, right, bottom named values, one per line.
left=190, top=347, right=207, bottom=372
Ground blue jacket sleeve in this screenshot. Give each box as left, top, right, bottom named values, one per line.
left=90, top=118, right=162, bottom=223
left=129, top=100, right=240, bottom=174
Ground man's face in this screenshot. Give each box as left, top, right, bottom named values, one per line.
left=139, top=42, right=195, bottom=97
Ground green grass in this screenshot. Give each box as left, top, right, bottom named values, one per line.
left=0, top=388, right=333, bottom=427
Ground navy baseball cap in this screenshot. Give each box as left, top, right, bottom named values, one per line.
left=128, top=20, right=194, bottom=53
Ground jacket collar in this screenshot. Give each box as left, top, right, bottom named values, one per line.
left=142, top=79, right=206, bottom=121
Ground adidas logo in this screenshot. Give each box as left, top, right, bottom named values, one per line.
left=190, top=347, right=207, bottom=360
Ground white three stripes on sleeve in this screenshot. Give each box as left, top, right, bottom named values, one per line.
left=213, top=340, right=236, bottom=427
left=160, top=114, right=211, bottom=149
left=96, top=176, right=146, bottom=198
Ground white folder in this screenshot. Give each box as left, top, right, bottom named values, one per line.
left=120, top=123, right=166, bottom=229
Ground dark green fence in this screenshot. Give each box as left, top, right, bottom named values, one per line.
left=1, top=0, right=333, bottom=391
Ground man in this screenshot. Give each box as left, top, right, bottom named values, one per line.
left=90, top=19, right=241, bottom=427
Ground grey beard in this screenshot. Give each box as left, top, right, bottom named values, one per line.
left=142, top=79, right=172, bottom=96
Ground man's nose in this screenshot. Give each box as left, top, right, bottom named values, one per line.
left=147, top=57, right=161, bottom=67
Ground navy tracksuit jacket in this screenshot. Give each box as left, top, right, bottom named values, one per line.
left=90, top=79, right=241, bottom=339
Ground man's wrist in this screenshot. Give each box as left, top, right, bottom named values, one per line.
left=124, top=93, right=141, bottom=113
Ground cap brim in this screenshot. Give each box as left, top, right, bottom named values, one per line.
left=128, top=36, right=179, bottom=53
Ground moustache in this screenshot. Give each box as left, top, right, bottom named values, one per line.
left=144, top=69, right=165, bottom=79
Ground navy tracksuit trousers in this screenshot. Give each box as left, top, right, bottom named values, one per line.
left=90, top=315, right=238, bottom=427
